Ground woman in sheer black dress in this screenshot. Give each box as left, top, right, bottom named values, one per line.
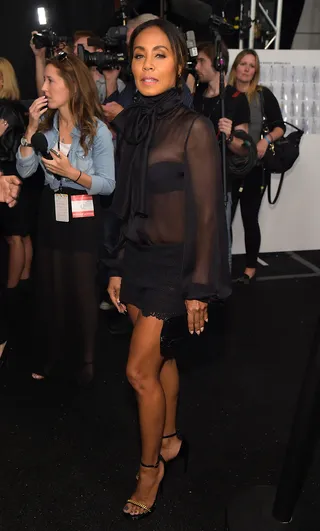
left=107, top=19, right=231, bottom=519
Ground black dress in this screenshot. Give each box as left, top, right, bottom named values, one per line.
left=0, top=99, right=30, bottom=236
left=111, top=92, right=231, bottom=319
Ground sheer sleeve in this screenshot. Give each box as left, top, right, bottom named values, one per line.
left=183, top=115, right=231, bottom=302
left=100, top=209, right=125, bottom=277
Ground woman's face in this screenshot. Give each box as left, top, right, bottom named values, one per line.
left=236, top=54, right=257, bottom=84
left=41, top=64, right=70, bottom=110
left=131, top=26, right=178, bottom=96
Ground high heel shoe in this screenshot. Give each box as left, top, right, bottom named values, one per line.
left=162, top=432, right=190, bottom=473
left=123, top=455, right=165, bottom=521
left=236, top=273, right=257, bottom=284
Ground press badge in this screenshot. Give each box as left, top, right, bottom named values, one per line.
left=54, top=194, right=69, bottom=223
left=71, top=195, right=95, bottom=218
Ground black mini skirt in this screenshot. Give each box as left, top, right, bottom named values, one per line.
left=120, top=241, right=186, bottom=320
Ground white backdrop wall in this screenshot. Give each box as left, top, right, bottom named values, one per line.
left=228, top=49, right=320, bottom=254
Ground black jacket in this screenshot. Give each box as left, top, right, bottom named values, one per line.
left=0, top=99, right=27, bottom=163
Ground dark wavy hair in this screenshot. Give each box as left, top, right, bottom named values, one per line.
left=197, top=41, right=229, bottom=73
left=128, top=18, right=188, bottom=86
left=38, top=53, right=104, bottom=155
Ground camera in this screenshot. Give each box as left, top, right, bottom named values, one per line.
left=32, top=29, right=68, bottom=51
left=77, top=26, right=128, bottom=72
left=185, top=30, right=198, bottom=75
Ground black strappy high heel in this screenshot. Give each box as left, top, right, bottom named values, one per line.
left=123, top=455, right=165, bottom=521
left=162, top=432, right=190, bottom=473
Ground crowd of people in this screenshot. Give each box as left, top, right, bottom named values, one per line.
left=0, top=12, right=285, bottom=520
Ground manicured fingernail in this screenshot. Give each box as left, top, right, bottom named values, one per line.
left=205, top=318, right=209, bottom=323
left=201, top=327, right=204, bottom=332
left=190, top=331, right=194, bottom=335
left=196, top=331, right=201, bottom=336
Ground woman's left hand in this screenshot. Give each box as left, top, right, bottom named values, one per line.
left=42, top=150, right=75, bottom=179
left=257, top=138, right=269, bottom=159
left=185, top=300, right=208, bottom=336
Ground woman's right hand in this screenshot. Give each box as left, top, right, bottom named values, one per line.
left=27, top=96, right=48, bottom=133
left=0, top=119, right=9, bottom=138
left=107, top=276, right=127, bottom=314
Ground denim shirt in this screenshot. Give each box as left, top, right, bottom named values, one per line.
left=16, top=113, right=115, bottom=195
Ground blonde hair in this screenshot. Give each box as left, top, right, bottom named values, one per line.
left=229, top=49, right=262, bottom=102
left=0, top=58, right=20, bottom=100
left=127, top=13, right=158, bottom=30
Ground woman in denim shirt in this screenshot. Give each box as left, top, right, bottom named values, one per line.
left=16, top=52, right=115, bottom=385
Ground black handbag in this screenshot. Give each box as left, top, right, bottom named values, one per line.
left=259, top=91, right=304, bottom=204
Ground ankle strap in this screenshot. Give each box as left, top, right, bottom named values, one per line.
left=162, top=432, right=177, bottom=439
left=140, top=458, right=160, bottom=469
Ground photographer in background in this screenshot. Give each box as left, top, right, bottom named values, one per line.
left=73, top=30, right=125, bottom=103
left=30, top=31, right=71, bottom=97
left=30, top=30, right=125, bottom=104
left=193, top=41, right=250, bottom=267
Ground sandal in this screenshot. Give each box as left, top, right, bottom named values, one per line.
left=123, top=455, right=165, bottom=521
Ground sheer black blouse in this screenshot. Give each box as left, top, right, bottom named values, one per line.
left=112, top=105, right=231, bottom=302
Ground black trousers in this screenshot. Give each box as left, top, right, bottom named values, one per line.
left=231, top=165, right=268, bottom=269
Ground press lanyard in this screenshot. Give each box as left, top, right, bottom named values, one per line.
left=57, top=119, right=63, bottom=192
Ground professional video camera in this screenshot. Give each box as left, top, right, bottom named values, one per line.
left=77, top=26, right=128, bottom=72
left=78, top=27, right=198, bottom=75
left=32, top=29, right=69, bottom=51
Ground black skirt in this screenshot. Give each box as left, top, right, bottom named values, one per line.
left=37, top=185, right=102, bottom=252
left=0, top=161, right=31, bottom=237
left=32, top=185, right=102, bottom=376
left=120, top=241, right=186, bottom=320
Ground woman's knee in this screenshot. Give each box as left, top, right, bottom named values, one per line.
left=126, top=361, right=158, bottom=393
left=6, top=235, right=23, bottom=246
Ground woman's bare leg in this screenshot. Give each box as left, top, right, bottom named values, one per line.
left=20, top=235, right=33, bottom=280
left=6, top=235, right=25, bottom=288
left=159, top=359, right=182, bottom=460
left=128, top=306, right=182, bottom=463
left=124, top=313, right=165, bottom=516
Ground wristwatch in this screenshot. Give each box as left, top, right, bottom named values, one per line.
left=20, top=137, right=32, bottom=147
